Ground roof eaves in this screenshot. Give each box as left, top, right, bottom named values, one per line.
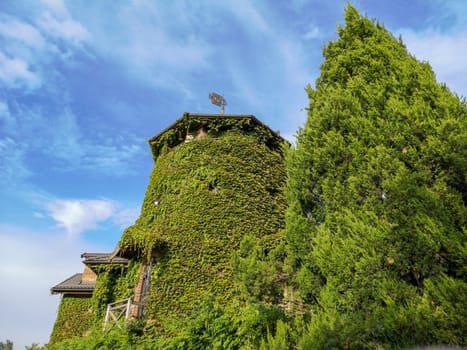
left=81, top=252, right=129, bottom=265
left=147, top=113, right=284, bottom=144
left=50, top=273, right=95, bottom=294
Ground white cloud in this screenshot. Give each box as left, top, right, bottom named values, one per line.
left=400, top=29, right=467, bottom=97
left=77, top=141, right=143, bottom=176
left=112, top=206, right=141, bottom=229
left=0, top=137, right=30, bottom=186
left=33, top=211, right=46, bottom=218
left=214, top=2, right=310, bottom=133
left=37, top=11, right=90, bottom=45
left=0, top=2, right=93, bottom=115
left=302, top=25, right=321, bottom=40
left=2, top=105, right=144, bottom=179
left=76, top=2, right=213, bottom=90
left=0, top=51, right=42, bottom=89
left=40, top=0, right=68, bottom=17
left=41, top=195, right=140, bottom=237
left=0, top=224, right=101, bottom=349
left=0, top=5, right=89, bottom=90
left=0, top=14, right=46, bottom=50
left=226, top=0, right=269, bottom=34
left=0, top=100, right=15, bottom=129
left=46, top=199, right=117, bottom=236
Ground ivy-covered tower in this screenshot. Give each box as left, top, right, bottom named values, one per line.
left=50, top=113, right=287, bottom=341
left=118, top=113, right=287, bottom=329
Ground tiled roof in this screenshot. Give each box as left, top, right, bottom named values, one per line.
left=50, top=273, right=95, bottom=294
left=81, top=252, right=129, bottom=265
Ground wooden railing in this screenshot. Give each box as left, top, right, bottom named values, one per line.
left=103, top=298, right=132, bottom=330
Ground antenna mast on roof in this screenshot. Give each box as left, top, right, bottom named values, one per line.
left=209, top=92, right=227, bottom=115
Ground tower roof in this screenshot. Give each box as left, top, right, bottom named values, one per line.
left=147, top=113, right=286, bottom=159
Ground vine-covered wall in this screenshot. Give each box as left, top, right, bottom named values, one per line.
left=49, top=261, right=141, bottom=343
left=91, top=261, right=142, bottom=321
left=49, top=115, right=287, bottom=344
left=49, top=295, right=94, bottom=344
left=120, top=129, right=287, bottom=332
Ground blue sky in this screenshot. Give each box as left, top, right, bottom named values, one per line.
left=1, top=0, right=466, bottom=348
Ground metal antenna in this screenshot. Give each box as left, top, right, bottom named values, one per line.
left=209, top=92, right=227, bottom=114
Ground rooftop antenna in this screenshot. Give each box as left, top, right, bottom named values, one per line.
left=209, top=92, right=227, bottom=115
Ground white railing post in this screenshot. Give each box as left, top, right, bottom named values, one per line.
left=104, top=304, right=111, bottom=330
left=125, top=298, right=132, bottom=321
left=103, top=298, right=132, bottom=331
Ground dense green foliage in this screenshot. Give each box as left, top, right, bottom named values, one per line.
left=46, top=302, right=287, bottom=350
left=91, top=261, right=142, bottom=320
left=47, top=128, right=286, bottom=348
left=49, top=296, right=94, bottom=344
left=232, top=234, right=286, bottom=304
left=49, top=262, right=141, bottom=345
left=0, top=340, right=13, bottom=350
left=148, top=114, right=284, bottom=159
left=121, top=132, right=287, bottom=332
left=286, top=4, right=466, bottom=348
left=47, top=5, right=466, bottom=349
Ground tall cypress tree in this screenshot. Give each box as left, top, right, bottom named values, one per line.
left=286, top=4, right=466, bottom=348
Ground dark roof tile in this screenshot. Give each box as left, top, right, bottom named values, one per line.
left=51, top=273, right=95, bottom=294
left=81, top=252, right=129, bottom=265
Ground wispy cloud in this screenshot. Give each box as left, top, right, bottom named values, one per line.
left=212, top=2, right=311, bottom=130
left=1, top=103, right=144, bottom=186
left=0, top=4, right=89, bottom=90
left=35, top=108, right=144, bottom=175
left=37, top=0, right=90, bottom=46
left=0, top=14, right=46, bottom=49
left=0, top=100, right=14, bottom=128
left=302, top=24, right=321, bottom=40
left=399, top=29, right=467, bottom=97
left=0, top=137, right=30, bottom=187
left=112, top=206, right=141, bottom=228
left=37, top=11, right=90, bottom=45
left=39, top=0, right=69, bottom=17
left=0, top=3, right=103, bottom=188
left=393, top=1, right=467, bottom=98
left=0, top=51, right=42, bottom=89
left=44, top=197, right=139, bottom=237
left=226, top=0, right=269, bottom=34
left=58, top=2, right=214, bottom=96
left=77, top=141, right=143, bottom=175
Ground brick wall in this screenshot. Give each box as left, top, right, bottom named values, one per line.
left=82, top=266, right=97, bottom=283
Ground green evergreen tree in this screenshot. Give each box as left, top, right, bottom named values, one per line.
left=286, top=4, right=466, bottom=349
left=0, top=340, right=13, bottom=350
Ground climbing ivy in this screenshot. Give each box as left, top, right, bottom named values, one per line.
left=49, top=295, right=94, bottom=344
left=120, top=132, right=287, bottom=334
left=49, top=261, right=141, bottom=345
left=48, top=115, right=286, bottom=347
left=148, top=113, right=284, bottom=159
left=91, top=261, right=141, bottom=322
